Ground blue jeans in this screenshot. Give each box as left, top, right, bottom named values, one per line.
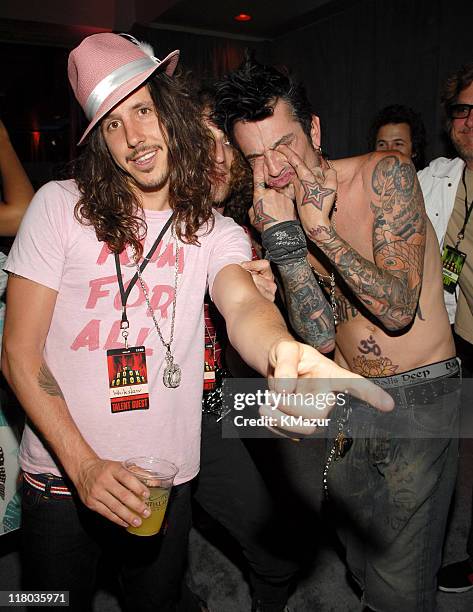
left=326, top=358, right=460, bottom=611
left=21, top=476, right=200, bottom=612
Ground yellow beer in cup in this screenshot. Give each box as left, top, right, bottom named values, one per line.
left=122, top=457, right=178, bottom=536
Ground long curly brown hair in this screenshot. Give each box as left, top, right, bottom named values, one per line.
left=73, top=71, right=216, bottom=258
left=223, top=152, right=253, bottom=225
left=197, top=84, right=253, bottom=225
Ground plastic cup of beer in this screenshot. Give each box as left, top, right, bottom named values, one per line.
left=122, top=457, right=178, bottom=536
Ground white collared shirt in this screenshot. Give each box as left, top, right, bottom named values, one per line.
left=418, top=156, right=465, bottom=322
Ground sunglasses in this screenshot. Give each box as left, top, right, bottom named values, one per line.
left=449, top=103, right=473, bottom=119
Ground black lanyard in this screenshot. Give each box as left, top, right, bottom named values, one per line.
left=456, top=167, right=473, bottom=247
left=114, top=212, right=175, bottom=345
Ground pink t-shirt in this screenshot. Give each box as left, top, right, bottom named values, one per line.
left=6, top=180, right=251, bottom=485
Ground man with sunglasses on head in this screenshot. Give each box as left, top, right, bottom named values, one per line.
left=419, top=63, right=473, bottom=594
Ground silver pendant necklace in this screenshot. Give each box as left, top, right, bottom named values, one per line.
left=310, top=264, right=338, bottom=326
left=135, top=233, right=182, bottom=388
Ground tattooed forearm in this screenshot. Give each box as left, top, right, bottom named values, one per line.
left=276, top=258, right=335, bottom=352
left=306, top=156, right=426, bottom=331
left=38, top=361, right=65, bottom=399
left=307, top=223, right=419, bottom=330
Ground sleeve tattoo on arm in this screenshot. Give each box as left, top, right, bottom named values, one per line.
left=306, top=155, right=425, bottom=330
left=277, top=258, right=335, bottom=351
left=38, top=361, right=65, bottom=399
left=371, top=156, right=424, bottom=292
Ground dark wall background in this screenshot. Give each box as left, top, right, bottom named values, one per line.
left=0, top=0, right=472, bottom=186
left=130, top=23, right=271, bottom=83
left=268, top=0, right=472, bottom=161
left=0, top=41, right=70, bottom=187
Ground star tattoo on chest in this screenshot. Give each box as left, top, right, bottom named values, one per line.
left=300, top=179, right=336, bottom=211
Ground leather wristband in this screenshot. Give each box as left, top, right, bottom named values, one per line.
left=262, top=220, right=308, bottom=265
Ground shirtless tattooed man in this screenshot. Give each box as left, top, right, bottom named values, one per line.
left=213, top=58, right=459, bottom=612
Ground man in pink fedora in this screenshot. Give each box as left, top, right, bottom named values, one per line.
left=2, top=33, right=391, bottom=611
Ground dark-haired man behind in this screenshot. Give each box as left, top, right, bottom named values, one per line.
left=213, top=58, right=459, bottom=611
left=194, top=86, right=297, bottom=612
left=369, top=104, right=426, bottom=170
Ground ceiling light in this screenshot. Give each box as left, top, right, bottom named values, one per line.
left=234, top=13, right=252, bottom=22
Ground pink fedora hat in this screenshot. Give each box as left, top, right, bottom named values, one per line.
left=68, top=33, right=179, bottom=145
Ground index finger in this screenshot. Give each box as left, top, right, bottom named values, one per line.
left=252, top=157, right=266, bottom=197
left=277, top=144, right=315, bottom=182
left=269, top=340, right=301, bottom=393
left=240, top=258, right=272, bottom=275
left=117, top=466, right=151, bottom=499
left=334, top=376, right=394, bottom=413
left=297, top=348, right=394, bottom=412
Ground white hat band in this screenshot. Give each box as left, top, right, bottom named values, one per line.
left=84, top=56, right=158, bottom=120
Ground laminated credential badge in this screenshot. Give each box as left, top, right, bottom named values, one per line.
left=442, top=244, right=466, bottom=294
left=107, top=346, right=149, bottom=413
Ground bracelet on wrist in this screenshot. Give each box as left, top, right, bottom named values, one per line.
left=262, top=220, right=308, bottom=265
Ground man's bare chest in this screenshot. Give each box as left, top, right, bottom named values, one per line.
left=333, top=188, right=374, bottom=260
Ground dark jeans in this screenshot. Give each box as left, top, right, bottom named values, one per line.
left=193, top=413, right=299, bottom=611
left=327, top=359, right=460, bottom=611
left=21, top=476, right=200, bottom=612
